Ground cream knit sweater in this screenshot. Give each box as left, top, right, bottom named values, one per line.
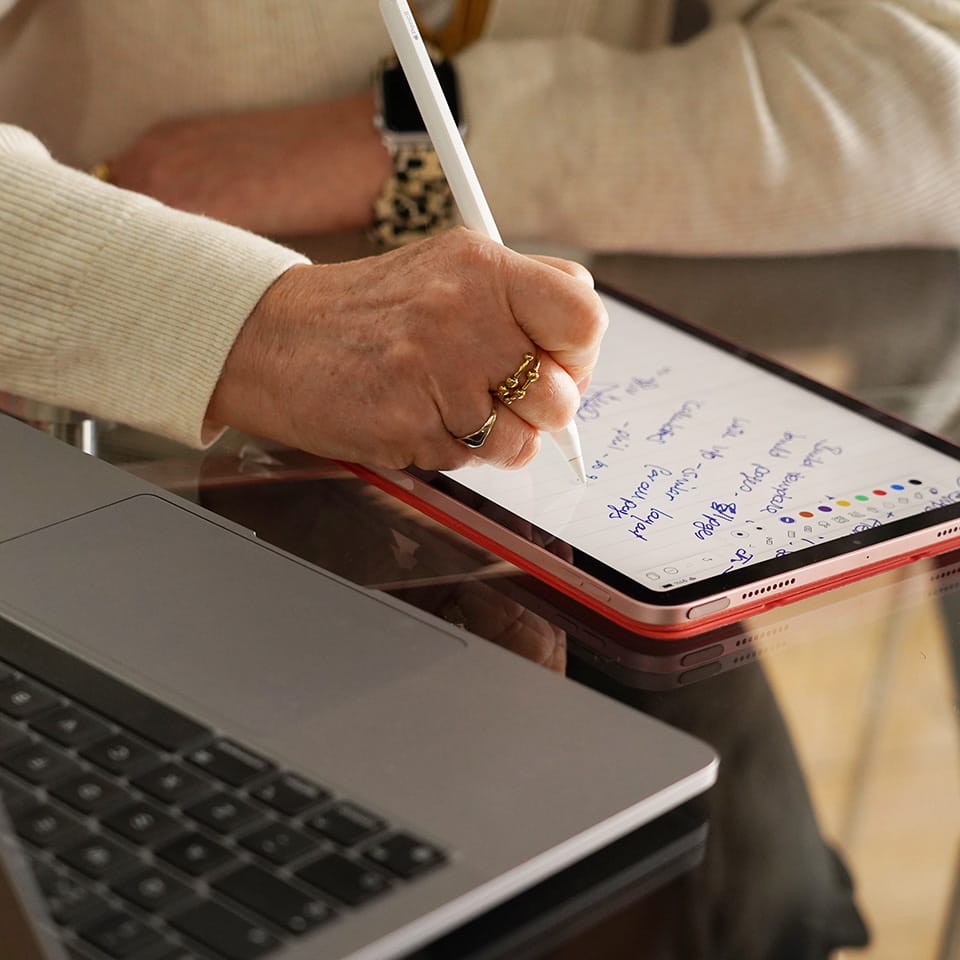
left=2, top=0, right=960, bottom=446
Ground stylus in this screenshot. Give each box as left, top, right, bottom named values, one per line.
left=379, top=0, right=588, bottom=484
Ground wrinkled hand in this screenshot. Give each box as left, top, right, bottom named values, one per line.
left=207, top=227, right=607, bottom=471
left=107, top=94, right=391, bottom=236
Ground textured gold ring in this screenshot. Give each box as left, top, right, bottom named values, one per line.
left=89, top=161, right=113, bottom=183
left=494, top=352, right=540, bottom=406
left=456, top=406, right=498, bottom=448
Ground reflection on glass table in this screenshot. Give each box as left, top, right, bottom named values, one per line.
left=95, top=246, right=960, bottom=960
left=104, top=442, right=957, bottom=960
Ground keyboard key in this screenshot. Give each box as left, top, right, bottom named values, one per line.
left=0, top=716, right=30, bottom=753
left=103, top=802, right=184, bottom=847
left=14, top=802, right=84, bottom=849
left=0, top=677, right=59, bottom=719
left=78, top=909, right=168, bottom=959
left=81, top=734, right=162, bottom=777
left=151, top=949, right=199, bottom=960
left=186, top=793, right=264, bottom=836
left=306, top=802, right=385, bottom=847
left=169, top=900, right=280, bottom=960
left=0, top=628, right=210, bottom=753
left=2, top=741, right=81, bottom=786
left=252, top=774, right=329, bottom=817
left=239, top=822, right=319, bottom=866
left=157, top=831, right=236, bottom=877
left=31, top=705, right=112, bottom=748
left=51, top=772, right=128, bottom=816
left=364, top=832, right=447, bottom=879
left=186, top=740, right=273, bottom=788
left=296, top=852, right=391, bottom=907
left=58, top=833, right=141, bottom=882
left=133, top=763, right=211, bottom=807
left=214, top=863, right=335, bottom=934
left=0, top=663, right=13, bottom=684
left=30, top=859, right=111, bottom=926
left=0, top=770, right=36, bottom=813
left=112, top=865, right=195, bottom=913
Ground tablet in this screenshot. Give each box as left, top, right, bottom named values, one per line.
left=353, top=287, right=960, bottom=637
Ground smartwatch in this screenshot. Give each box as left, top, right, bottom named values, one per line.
left=371, top=55, right=464, bottom=247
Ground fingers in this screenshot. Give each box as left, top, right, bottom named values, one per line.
left=489, top=351, right=581, bottom=433
left=432, top=332, right=579, bottom=470
left=503, top=250, right=609, bottom=386
left=525, top=254, right=595, bottom=289
left=441, top=398, right=542, bottom=471
left=410, top=235, right=600, bottom=471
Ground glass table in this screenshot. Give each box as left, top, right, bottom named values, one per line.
left=90, top=242, right=960, bottom=960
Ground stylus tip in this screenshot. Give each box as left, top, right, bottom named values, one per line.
left=570, top=457, right=588, bottom=484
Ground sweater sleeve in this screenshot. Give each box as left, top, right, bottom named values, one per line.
left=456, top=0, right=960, bottom=254
left=0, top=124, right=309, bottom=446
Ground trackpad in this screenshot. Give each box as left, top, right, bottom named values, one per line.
left=0, top=495, right=463, bottom=733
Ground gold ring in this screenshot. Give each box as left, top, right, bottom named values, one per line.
left=89, top=161, right=113, bottom=183
left=494, top=352, right=540, bottom=405
left=456, top=406, right=498, bottom=448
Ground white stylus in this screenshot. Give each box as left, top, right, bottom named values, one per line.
left=379, top=0, right=588, bottom=483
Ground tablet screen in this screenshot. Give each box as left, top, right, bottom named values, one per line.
left=429, top=292, right=960, bottom=603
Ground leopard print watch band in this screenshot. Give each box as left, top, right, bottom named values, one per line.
left=371, top=145, right=456, bottom=247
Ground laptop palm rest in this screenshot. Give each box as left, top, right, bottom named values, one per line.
left=0, top=494, right=465, bottom=729
left=0, top=493, right=716, bottom=866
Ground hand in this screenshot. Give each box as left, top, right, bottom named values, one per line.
left=435, top=580, right=567, bottom=673
left=107, top=93, right=392, bottom=236
left=207, top=227, right=607, bottom=471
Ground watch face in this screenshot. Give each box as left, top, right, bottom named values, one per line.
left=381, top=59, right=461, bottom=134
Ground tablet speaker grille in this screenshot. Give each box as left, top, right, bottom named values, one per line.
left=932, top=561, right=960, bottom=580
left=734, top=624, right=791, bottom=648
left=732, top=637, right=792, bottom=665
left=928, top=561, right=960, bottom=598
left=741, top=577, right=796, bottom=600
left=936, top=524, right=960, bottom=538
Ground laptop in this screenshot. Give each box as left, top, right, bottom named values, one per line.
left=0, top=412, right=717, bottom=960
left=0, top=799, right=711, bottom=960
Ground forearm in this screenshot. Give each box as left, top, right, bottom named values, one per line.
left=108, top=93, right=393, bottom=238
left=0, top=125, right=308, bottom=445
left=457, top=0, right=960, bottom=254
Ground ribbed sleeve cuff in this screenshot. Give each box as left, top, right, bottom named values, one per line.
left=0, top=126, right=309, bottom=447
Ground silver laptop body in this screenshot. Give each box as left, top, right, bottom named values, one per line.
left=0, top=413, right=717, bottom=960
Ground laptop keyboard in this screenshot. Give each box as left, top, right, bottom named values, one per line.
left=0, top=619, right=448, bottom=960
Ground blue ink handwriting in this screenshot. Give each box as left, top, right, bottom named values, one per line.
left=722, top=417, right=750, bottom=439
left=664, top=465, right=700, bottom=502
left=693, top=502, right=738, bottom=541
left=700, top=444, right=727, bottom=461
left=735, top=463, right=771, bottom=494
left=801, top=439, right=843, bottom=468
left=647, top=401, right=703, bottom=445
left=723, top=547, right=755, bottom=573
left=768, top=431, right=806, bottom=460
left=577, top=385, right=622, bottom=421
left=609, top=424, right=631, bottom=451
left=760, top=471, right=804, bottom=515
left=628, top=508, right=674, bottom=542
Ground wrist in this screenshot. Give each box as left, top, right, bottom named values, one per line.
left=316, top=92, right=393, bottom=232
left=206, top=264, right=316, bottom=441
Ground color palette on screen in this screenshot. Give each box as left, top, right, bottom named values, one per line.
left=778, top=479, right=924, bottom=523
